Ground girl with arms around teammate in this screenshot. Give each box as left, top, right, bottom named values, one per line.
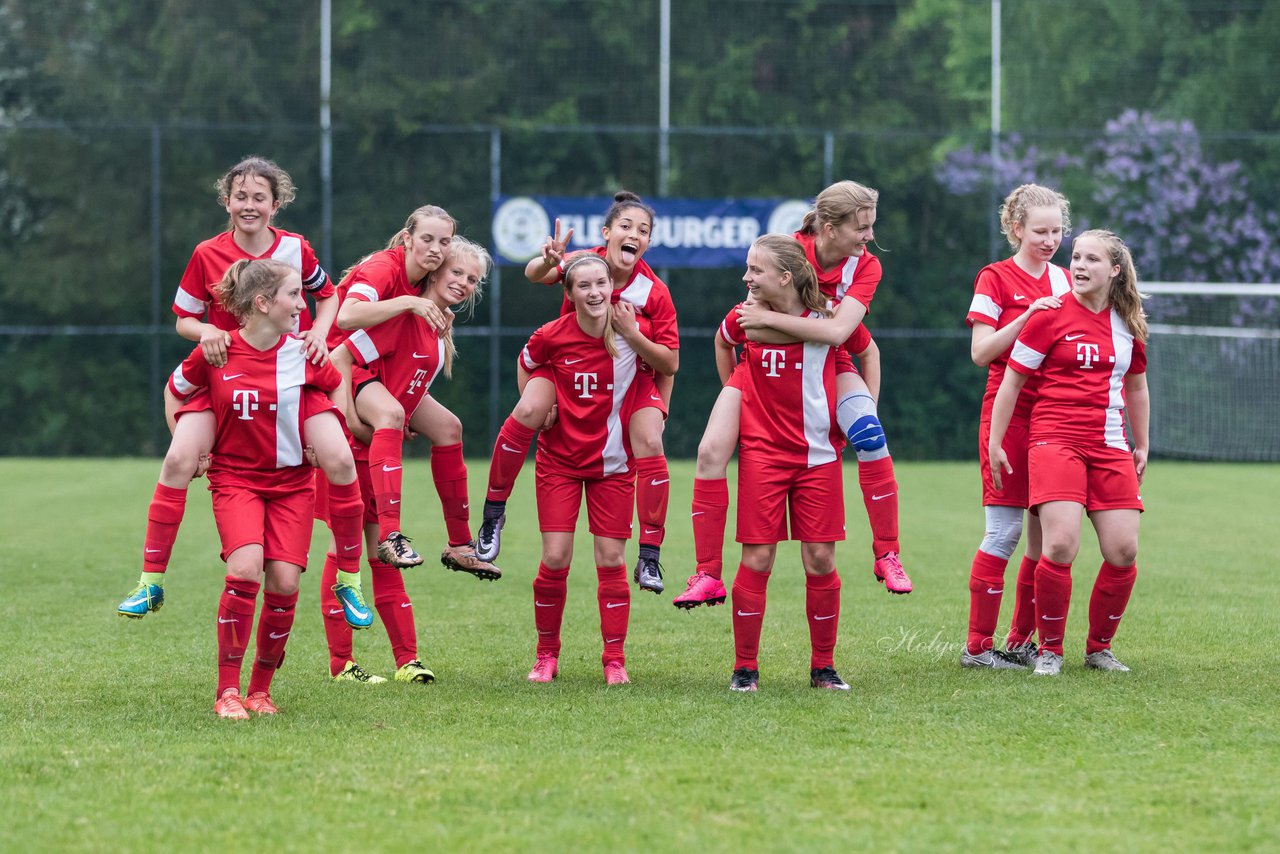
left=988, top=230, right=1150, bottom=676
left=720, top=235, right=854, bottom=693
left=523, top=254, right=644, bottom=686
left=167, top=259, right=357, bottom=718
left=478, top=192, right=678, bottom=595
left=962, top=184, right=1072, bottom=669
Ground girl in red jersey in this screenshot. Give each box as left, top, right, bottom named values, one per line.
left=678, top=180, right=911, bottom=610
left=117, top=157, right=351, bottom=620
left=320, top=237, right=497, bottom=685
left=167, top=259, right=357, bottom=719
left=523, top=253, right=644, bottom=686
left=962, top=184, right=1073, bottom=670
left=478, top=192, right=679, bottom=596
left=325, top=205, right=458, bottom=571
left=989, top=230, right=1150, bottom=677
left=719, top=234, right=854, bottom=692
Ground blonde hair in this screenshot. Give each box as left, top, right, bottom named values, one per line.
left=429, top=236, right=492, bottom=378
left=214, top=259, right=295, bottom=324
left=799, top=180, right=879, bottom=235
left=999, top=183, right=1071, bottom=251
left=1076, top=229, right=1148, bottom=343
left=752, top=234, right=830, bottom=317
left=562, top=252, right=618, bottom=357
left=337, top=204, right=458, bottom=292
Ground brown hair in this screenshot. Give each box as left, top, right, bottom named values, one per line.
left=562, top=252, right=618, bottom=357
left=999, top=183, right=1072, bottom=251
left=603, top=190, right=655, bottom=230
left=752, top=234, right=830, bottom=318
left=213, top=259, right=296, bottom=324
left=215, top=157, right=296, bottom=229
left=1076, top=229, right=1147, bottom=343
left=799, top=180, right=878, bottom=235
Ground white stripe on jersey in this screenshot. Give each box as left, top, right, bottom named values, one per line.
left=1047, top=264, right=1071, bottom=297
left=275, top=340, right=307, bottom=467
left=348, top=282, right=379, bottom=303
left=836, top=255, right=861, bottom=302
left=273, top=235, right=303, bottom=271
left=426, top=338, right=446, bottom=390
left=519, top=344, right=540, bottom=373
left=1105, top=309, right=1136, bottom=449
left=621, top=274, right=655, bottom=310
left=174, top=288, right=207, bottom=314
left=1010, top=340, right=1046, bottom=371
left=171, top=364, right=197, bottom=396
left=969, top=293, right=1001, bottom=322
left=802, top=342, right=837, bottom=467
left=347, top=329, right=380, bottom=365
left=603, top=339, right=638, bottom=476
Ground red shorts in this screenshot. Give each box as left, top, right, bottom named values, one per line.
left=624, top=369, right=669, bottom=420
left=1028, top=442, right=1143, bottom=513
left=980, top=416, right=1031, bottom=508
left=535, top=468, right=635, bottom=539
left=725, top=359, right=747, bottom=391
left=736, top=454, right=845, bottom=544
left=174, top=387, right=213, bottom=418
left=211, top=478, right=316, bottom=567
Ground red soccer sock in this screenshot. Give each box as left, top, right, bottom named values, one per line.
left=967, top=549, right=1010, bottom=654
left=320, top=552, right=353, bottom=676
left=430, top=442, right=473, bottom=547
left=486, top=417, right=536, bottom=503
left=216, top=576, right=260, bottom=696
left=731, top=565, right=771, bottom=671
left=247, top=590, right=298, bottom=696
left=691, top=477, right=729, bottom=579
left=142, top=483, right=187, bottom=573
left=326, top=480, right=364, bottom=573
left=805, top=570, right=841, bottom=670
left=596, top=564, right=630, bottom=666
left=1007, top=554, right=1040, bottom=648
left=1087, top=561, right=1138, bottom=655
left=371, top=561, right=417, bottom=667
left=634, top=455, right=670, bottom=549
left=1034, top=557, right=1074, bottom=656
left=368, top=427, right=404, bottom=542
left=533, top=563, right=569, bottom=658
left=857, top=456, right=900, bottom=557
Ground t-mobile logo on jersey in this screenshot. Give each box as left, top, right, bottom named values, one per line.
left=407, top=368, right=430, bottom=396
left=1075, top=342, right=1101, bottom=369
left=760, top=348, right=787, bottom=377
left=231, top=389, right=260, bottom=420
left=574, top=372, right=599, bottom=399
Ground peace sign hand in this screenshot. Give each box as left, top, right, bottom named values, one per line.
left=540, top=218, right=575, bottom=267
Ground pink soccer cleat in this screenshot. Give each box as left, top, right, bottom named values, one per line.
left=603, top=661, right=630, bottom=685
left=672, top=572, right=728, bottom=609
left=873, top=552, right=913, bottom=594
left=244, top=691, right=279, bottom=715
left=527, top=654, right=558, bottom=683
left=213, top=688, right=249, bottom=721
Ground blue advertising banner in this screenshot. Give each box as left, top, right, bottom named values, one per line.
left=491, top=195, right=812, bottom=268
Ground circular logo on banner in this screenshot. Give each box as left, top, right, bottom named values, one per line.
left=766, top=199, right=812, bottom=236
left=492, top=197, right=551, bottom=262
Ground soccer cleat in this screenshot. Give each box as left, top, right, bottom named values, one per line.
left=244, top=691, right=279, bottom=715
left=213, top=688, right=249, bottom=720
left=873, top=552, right=913, bottom=594
left=1084, top=649, right=1131, bottom=673
left=475, top=504, right=506, bottom=562
left=633, top=552, right=664, bottom=594
left=117, top=583, right=165, bottom=619
left=1005, top=640, right=1039, bottom=668
left=377, top=531, right=424, bottom=568
left=672, top=572, right=728, bottom=609
left=960, top=648, right=1027, bottom=670
left=810, top=666, right=852, bottom=691
left=440, top=543, right=502, bottom=581
left=729, top=668, right=759, bottom=692
left=1033, top=650, right=1064, bottom=676
left=331, top=582, right=374, bottom=629
left=527, top=654, right=559, bottom=683
left=603, top=661, right=630, bottom=685
left=394, top=659, right=435, bottom=684
left=332, top=661, right=387, bottom=684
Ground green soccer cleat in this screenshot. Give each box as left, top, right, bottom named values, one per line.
left=394, top=659, right=435, bottom=684
left=332, top=661, right=387, bottom=684
left=117, top=583, right=165, bottom=619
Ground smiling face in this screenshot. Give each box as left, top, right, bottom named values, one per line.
left=565, top=258, right=612, bottom=321
left=258, top=270, right=305, bottom=334
left=824, top=207, right=876, bottom=258
left=600, top=206, right=652, bottom=277
left=403, top=216, right=454, bottom=280
left=225, top=174, right=280, bottom=239
left=742, top=244, right=792, bottom=305
left=428, top=254, right=483, bottom=310
left=1014, top=205, right=1064, bottom=264
left=1070, top=235, right=1119, bottom=302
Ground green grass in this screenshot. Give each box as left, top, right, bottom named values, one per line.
left=1, top=458, right=1276, bottom=852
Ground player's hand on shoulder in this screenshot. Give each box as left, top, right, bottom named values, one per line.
left=610, top=301, right=640, bottom=338
left=1030, top=295, right=1061, bottom=313
left=409, top=297, right=447, bottom=331
left=300, top=329, right=329, bottom=365
left=199, top=327, right=232, bottom=368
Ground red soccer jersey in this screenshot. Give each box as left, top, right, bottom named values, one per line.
left=721, top=305, right=851, bottom=467
left=967, top=258, right=1071, bottom=420
left=169, top=331, right=342, bottom=486
left=1008, top=292, right=1147, bottom=450
left=172, top=228, right=332, bottom=334
left=793, top=230, right=882, bottom=310
left=520, top=313, right=640, bottom=479
left=342, top=312, right=445, bottom=420
left=554, top=250, right=680, bottom=352
left=327, top=246, right=416, bottom=350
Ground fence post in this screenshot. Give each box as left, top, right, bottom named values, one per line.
left=150, top=123, right=163, bottom=454
left=488, top=127, right=503, bottom=448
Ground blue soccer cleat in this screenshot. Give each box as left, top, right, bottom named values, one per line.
left=117, top=583, right=165, bottom=619
left=332, top=582, right=374, bottom=630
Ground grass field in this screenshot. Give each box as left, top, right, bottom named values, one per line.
left=1, top=457, right=1277, bottom=852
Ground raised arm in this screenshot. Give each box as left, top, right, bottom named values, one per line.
left=524, top=218, right=574, bottom=284
left=970, top=295, right=1061, bottom=367
left=738, top=294, right=866, bottom=347
left=337, top=294, right=447, bottom=333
